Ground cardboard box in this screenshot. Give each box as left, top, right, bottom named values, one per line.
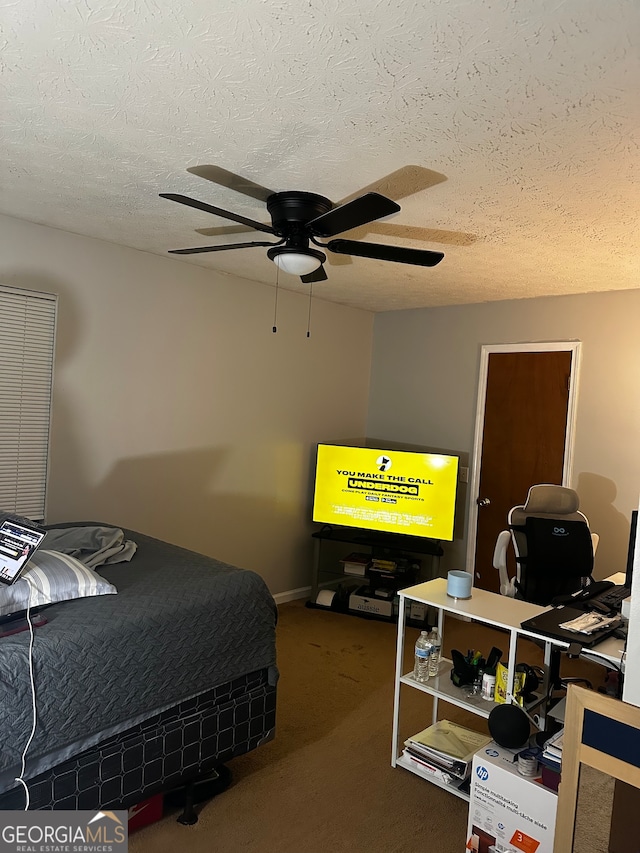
left=409, top=601, right=427, bottom=622
left=128, top=793, right=164, bottom=833
left=348, top=586, right=396, bottom=617
left=466, top=743, right=557, bottom=853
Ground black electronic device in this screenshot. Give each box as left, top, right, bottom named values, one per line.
left=515, top=663, right=545, bottom=703
left=485, top=646, right=503, bottom=673
left=558, top=509, right=638, bottom=614
left=588, top=585, right=631, bottom=614
left=626, top=510, right=638, bottom=584
left=0, top=611, right=47, bottom=638
left=521, top=606, right=621, bottom=648
left=488, top=704, right=531, bottom=749
left=312, top=443, right=459, bottom=541
left=554, top=579, right=615, bottom=607
left=0, top=517, right=46, bottom=586
left=587, top=508, right=639, bottom=611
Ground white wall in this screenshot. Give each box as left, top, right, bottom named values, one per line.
left=0, top=214, right=374, bottom=595
left=367, top=290, right=640, bottom=578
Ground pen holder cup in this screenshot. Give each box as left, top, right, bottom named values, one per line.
left=447, top=570, right=473, bottom=599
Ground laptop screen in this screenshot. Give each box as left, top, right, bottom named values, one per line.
left=0, top=519, right=46, bottom=585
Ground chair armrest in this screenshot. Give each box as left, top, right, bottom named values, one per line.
left=493, top=529, right=516, bottom=597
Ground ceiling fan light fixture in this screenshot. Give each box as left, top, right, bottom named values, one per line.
left=267, top=246, right=326, bottom=276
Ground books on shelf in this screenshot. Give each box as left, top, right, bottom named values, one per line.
left=371, top=557, right=398, bottom=570
left=542, top=727, right=564, bottom=768
left=339, top=552, right=371, bottom=576
left=544, top=728, right=564, bottom=756
left=404, top=720, right=492, bottom=780
left=369, top=556, right=421, bottom=579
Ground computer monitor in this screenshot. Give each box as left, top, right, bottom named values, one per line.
left=626, top=509, right=638, bottom=588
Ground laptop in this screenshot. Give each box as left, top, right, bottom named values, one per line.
left=0, top=517, right=46, bottom=586
left=521, top=605, right=621, bottom=648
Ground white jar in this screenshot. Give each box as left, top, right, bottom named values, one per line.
left=482, top=671, right=496, bottom=700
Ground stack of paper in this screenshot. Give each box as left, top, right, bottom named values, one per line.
left=559, top=611, right=619, bottom=635
left=403, top=720, right=491, bottom=781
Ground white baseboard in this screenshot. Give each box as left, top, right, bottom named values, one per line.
left=273, top=586, right=311, bottom=605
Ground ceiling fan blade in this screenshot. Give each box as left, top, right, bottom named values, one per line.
left=347, top=222, right=477, bottom=247
left=327, top=239, right=444, bottom=267
left=308, top=193, right=400, bottom=238
left=186, top=165, right=275, bottom=202
left=160, top=193, right=275, bottom=234
left=300, top=265, right=328, bottom=284
left=195, top=224, right=256, bottom=237
left=338, top=166, right=447, bottom=205
left=168, top=241, right=279, bottom=255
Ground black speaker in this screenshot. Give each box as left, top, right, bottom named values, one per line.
left=488, top=703, right=530, bottom=749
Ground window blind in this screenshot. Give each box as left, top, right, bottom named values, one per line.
left=0, top=285, right=57, bottom=521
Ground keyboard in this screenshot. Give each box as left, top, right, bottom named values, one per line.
left=589, top=585, right=631, bottom=612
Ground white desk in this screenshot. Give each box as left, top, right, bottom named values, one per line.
left=391, top=578, right=626, bottom=800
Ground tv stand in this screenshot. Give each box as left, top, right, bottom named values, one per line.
left=313, top=525, right=444, bottom=554
left=308, top=526, right=444, bottom=622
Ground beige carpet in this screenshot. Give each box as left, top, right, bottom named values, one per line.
left=129, top=599, right=611, bottom=853
left=574, top=766, right=615, bottom=853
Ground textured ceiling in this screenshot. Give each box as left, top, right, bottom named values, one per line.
left=1, top=0, right=638, bottom=312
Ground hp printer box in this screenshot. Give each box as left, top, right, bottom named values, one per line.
left=466, top=743, right=557, bottom=853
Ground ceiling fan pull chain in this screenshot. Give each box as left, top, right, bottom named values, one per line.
left=273, top=266, right=280, bottom=333
left=306, top=284, right=313, bottom=338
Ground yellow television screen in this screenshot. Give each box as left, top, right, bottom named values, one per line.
left=312, top=444, right=459, bottom=541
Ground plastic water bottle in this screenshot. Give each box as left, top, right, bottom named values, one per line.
left=414, top=630, right=433, bottom=683
left=427, top=628, right=441, bottom=677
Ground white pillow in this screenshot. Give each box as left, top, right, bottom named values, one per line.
left=0, top=549, right=117, bottom=617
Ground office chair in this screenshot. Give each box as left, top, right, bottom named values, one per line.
left=493, top=484, right=598, bottom=605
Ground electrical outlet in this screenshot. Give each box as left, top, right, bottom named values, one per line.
left=459, top=466, right=469, bottom=483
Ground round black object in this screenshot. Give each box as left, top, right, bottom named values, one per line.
left=488, top=704, right=531, bottom=749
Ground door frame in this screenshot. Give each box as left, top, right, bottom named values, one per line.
left=465, top=340, right=583, bottom=575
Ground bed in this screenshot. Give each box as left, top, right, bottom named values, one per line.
left=0, top=521, right=278, bottom=813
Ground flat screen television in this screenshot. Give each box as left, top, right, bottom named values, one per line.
left=312, top=444, right=459, bottom=541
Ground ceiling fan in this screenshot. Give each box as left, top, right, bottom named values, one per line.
left=160, top=165, right=445, bottom=283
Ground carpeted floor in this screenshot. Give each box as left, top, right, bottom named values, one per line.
left=128, top=598, right=612, bottom=852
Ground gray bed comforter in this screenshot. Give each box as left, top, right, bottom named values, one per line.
left=0, top=524, right=278, bottom=793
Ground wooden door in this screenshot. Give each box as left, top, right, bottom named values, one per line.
left=472, top=349, right=574, bottom=592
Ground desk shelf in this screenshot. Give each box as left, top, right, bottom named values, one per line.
left=399, top=660, right=545, bottom=719
left=391, top=578, right=626, bottom=803
left=399, top=660, right=498, bottom=719
left=391, top=578, right=552, bottom=796
left=390, top=578, right=624, bottom=798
